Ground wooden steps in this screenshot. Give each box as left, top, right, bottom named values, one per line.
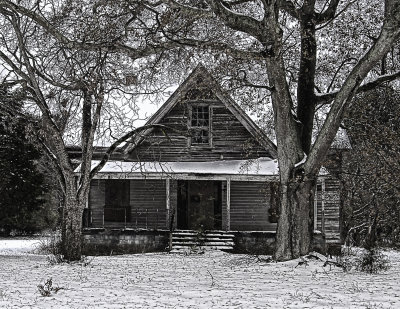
left=170, top=230, right=235, bottom=253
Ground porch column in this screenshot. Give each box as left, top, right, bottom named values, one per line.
left=313, top=182, right=318, bottom=231
left=321, top=178, right=326, bottom=234
left=166, top=178, right=170, bottom=229
left=226, top=178, right=231, bottom=231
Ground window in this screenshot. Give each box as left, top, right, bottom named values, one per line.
left=190, top=105, right=211, bottom=145
left=104, top=180, right=130, bottom=222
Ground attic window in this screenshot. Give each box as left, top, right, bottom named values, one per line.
left=190, top=105, right=211, bottom=145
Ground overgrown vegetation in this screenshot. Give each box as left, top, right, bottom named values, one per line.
left=37, top=278, right=62, bottom=297
left=0, top=87, right=59, bottom=236
left=342, top=86, right=400, bottom=248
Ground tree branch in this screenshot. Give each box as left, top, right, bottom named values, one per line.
left=278, top=0, right=300, bottom=19
left=205, top=0, right=264, bottom=41
left=0, top=0, right=180, bottom=59
left=316, top=70, right=400, bottom=104
left=89, top=124, right=170, bottom=179
left=316, top=0, right=340, bottom=24
left=305, top=1, right=400, bottom=175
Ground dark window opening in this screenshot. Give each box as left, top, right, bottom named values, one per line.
left=105, top=180, right=130, bottom=222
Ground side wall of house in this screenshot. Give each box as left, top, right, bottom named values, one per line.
left=315, top=177, right=341, bottom=243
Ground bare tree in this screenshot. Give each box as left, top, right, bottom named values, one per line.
left=142, top=0, right=400, bottom=260
left=1, top=0, right=399, bottom=261
left=0, top=0, right=180, bottom=260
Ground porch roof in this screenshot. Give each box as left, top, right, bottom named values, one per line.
left=77, top=157, right=280, bottom=179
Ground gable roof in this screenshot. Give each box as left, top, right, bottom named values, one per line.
left=123, top=64, right=277, bottom=158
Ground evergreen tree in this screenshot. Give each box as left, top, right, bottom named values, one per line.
left=0, top=88, right=53, bottom=235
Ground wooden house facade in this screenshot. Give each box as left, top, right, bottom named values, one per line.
left=81, top=65, right=341, bottom=250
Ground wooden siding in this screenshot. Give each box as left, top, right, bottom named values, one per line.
left=315, top=177, right=341, bottom=242
left=127, top=98, right=271, bottom=162
left=129, top=179, right=167, bottom=229
left=89, top=179, right=105, bottom=227
left=230, top=181, right=276, bottom=231
left=88, top=179, right=167, bottom=229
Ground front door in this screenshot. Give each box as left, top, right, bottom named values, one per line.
left=177, top=180, right=222, bottom=230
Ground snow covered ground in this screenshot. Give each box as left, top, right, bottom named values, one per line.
left=0, top=238, right=399, bottom=308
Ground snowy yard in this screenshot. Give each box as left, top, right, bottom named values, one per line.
left=0, top=238, right=399, bottom=308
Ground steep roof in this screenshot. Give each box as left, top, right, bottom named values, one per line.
left=123, top=64, right=277, bottom=158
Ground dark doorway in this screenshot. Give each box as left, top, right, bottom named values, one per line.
left=104, top=180, right=130, bottom=222
left=177, top=180, right=222, bottom=230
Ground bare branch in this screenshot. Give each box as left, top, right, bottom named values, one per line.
left=205, top=0, right=264, bottom=41
left=316, top=70, right=400, bottom=104
left=0, top=0, right=180, bottom=59
left=278, top=0, right=300, bottom=19
left=90, top=124, right=171, bottom=179
left=316, top=0, right=340, bottom=24
left=305, top=3, right=400, bottom=175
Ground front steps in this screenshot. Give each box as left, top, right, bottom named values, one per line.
left=170, top=230, right=235, bottom=253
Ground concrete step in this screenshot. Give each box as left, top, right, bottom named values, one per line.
left=170, top=230, right=235, bottom=252
left=172, top=241, right=235, bottom=246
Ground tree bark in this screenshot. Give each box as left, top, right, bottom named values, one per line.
left=274, top=177, right=317, bottom=260
left=61, top=178, right=85, bottom=261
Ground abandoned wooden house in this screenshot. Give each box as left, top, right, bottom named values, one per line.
left=79, top=65, right=342, bottom=253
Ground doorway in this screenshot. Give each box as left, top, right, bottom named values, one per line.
left=177, top=180, right=222, bottom=230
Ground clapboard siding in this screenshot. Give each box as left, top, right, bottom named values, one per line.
left=130, top=179, right=167, bottom=229
left=88, top=179, right=167, bottom=229
left=89, top=179, right=105, bottom=226
left=230, top=181, right=276, bottom=231
left=315, top=177, right=341, bottom=242
left=128, top=98, right=271, bottom=162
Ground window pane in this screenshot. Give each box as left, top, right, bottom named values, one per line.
left=191, top=106, right=209, bottom=127
left=192, top=129, right=209, bottom=144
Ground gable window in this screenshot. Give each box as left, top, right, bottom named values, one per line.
left=190, top=105, right=211, bottom=145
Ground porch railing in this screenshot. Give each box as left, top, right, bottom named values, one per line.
left=85, top=207, right=162, bottom=229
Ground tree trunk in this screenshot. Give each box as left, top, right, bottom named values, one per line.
left=61, top=179, right=85, bottom=261
left=274, top=177, right=317, bottom=261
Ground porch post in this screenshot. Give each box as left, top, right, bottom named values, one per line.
left=226, top=178, right=231, bottom=231
left=314, top=181, right=318, bottom=231
left=166, top=178, right=170, bottom=228
left=321, top=178, right=326, bottom=234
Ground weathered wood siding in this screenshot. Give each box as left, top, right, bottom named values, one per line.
left=89, top=179, right=106, bottom=227
left=129, top=179, right=167, bottom=229
left=128, top=98, right=271, bottom=162
left=315, top=177, right=341, bottom=243
left=88, top=179, right=168, bottom=229
left=229, top=181, right=276, bottom=231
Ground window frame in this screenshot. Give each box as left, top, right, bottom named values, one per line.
left=188, top=103, right=213, bottom=148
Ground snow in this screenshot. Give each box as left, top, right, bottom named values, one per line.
left=0, top=237, right=42, bottom=255
left=294, top=153, right=307, bottom=167
left=1, top=239, right=400, bottom=308
left=75, top=158, right=280, bottom=176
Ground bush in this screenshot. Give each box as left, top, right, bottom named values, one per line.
left=356, top=248, right=390, bottom=274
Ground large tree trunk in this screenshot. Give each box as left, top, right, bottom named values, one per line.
left=274, top=176, right=317, bottom=261
left=61, top=178, right=86, bottom=261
